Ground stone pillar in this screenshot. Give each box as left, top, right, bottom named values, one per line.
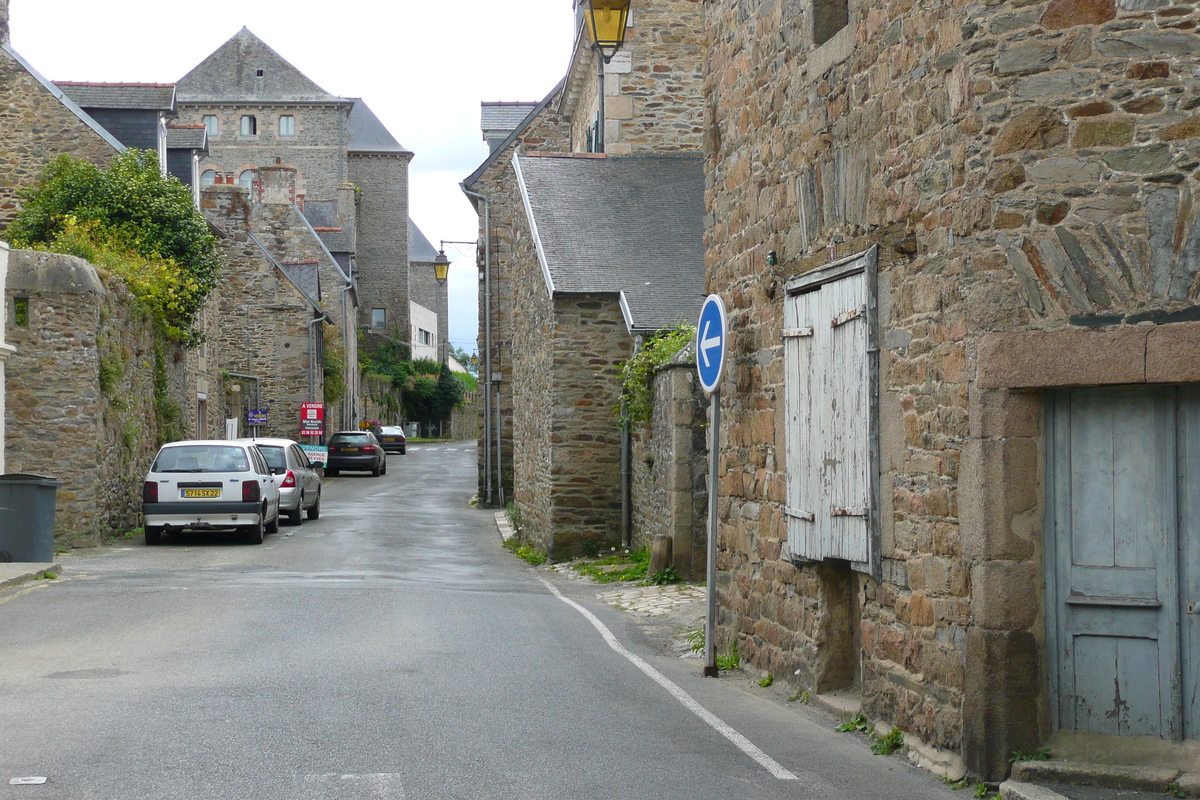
left=0, top=241, right=13, bottom=474
left=199, top=185, right=251, bottom=237
left=258, top=165, right=297, bottom=206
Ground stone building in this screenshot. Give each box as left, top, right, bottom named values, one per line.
left=0, top=242, right=12, bottom=473
left=409, top=218, right=448, bottom=363
left=0, top=9, right=122, bottom=227
left=176, top=29, right=414, bottom=353
left=704, top=0, right=1200, bottom=781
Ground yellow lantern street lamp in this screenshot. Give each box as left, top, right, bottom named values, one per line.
left=433, top=249, right=450, bottom=286
left=583, top=0, right=631, bottom=63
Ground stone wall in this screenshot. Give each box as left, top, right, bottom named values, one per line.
left=567, top=0, right=706, bottom=156
left=705, top=0, right=1200, bottom=781
left=349, top=152, right=412, bottom=350
left=177, top=102, right=348, bottom=201
left=449, top=392, right=480, bottom=442
left=630, top=345, right=708, bottom=579
left=465, top=95, right=572, bottom=505
left=0, top=48, right=119, bottom=228
left=4, top=250, right=166, bottom=542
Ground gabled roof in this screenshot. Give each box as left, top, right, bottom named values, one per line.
left=302, top=200, right=354, bottom=256
left=54, top=82, right=176, bottom=112
left=409, top=218, right=439, bottom=263
left=176, top=27, right=340, bottom=104
left=514, top=152, right=706, bottom=334
left=481, top=101, right=539, bottom=137
left=346, top=99, right=410, bottom=155
left=2, top=44, right=125, bottom=153
left=165, top=123, right=207, bottom=151
left=462, top=79, right=563, bottom=193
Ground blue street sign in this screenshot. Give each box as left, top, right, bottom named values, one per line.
left=696, top=294, right=727, bottom=394
left=247, top=409, right=268, bottom=426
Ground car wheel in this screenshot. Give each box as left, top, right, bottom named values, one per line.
left=265, top=504, right=280, bottom=534
left=288, top=495, right=304, bottom=525
left=326, top=468, right=339, bottom=477
left=145, top=526, right=163, bottom=546
left=306, top=490, right=321, bottom=520
left=401, top=446, right=406, bottom=455
left=381, top=460, right=387, bottom=475
left=371, top=462, right=381, bottom=477
left=245, top=517, right=264, bottom=545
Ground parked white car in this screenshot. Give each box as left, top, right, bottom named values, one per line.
left=142, top=440, right=281, bottom=545
left=238, top=437, right=321, bottom=525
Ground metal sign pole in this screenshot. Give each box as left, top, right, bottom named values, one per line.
left=704, top=386, right=720, bottom=678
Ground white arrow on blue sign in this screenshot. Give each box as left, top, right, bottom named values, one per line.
left=696, top=294, right=727, bottom=394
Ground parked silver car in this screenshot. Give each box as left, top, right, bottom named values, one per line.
left=239, top=438, right=321, bottom=525
left=142, top=440, right=281, bottom=545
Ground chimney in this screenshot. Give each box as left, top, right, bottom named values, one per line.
left=336, top=182, right=356, bottom=224
left=1, top=0, right=11, bottom=45
left=259, top=165, right=297, bottom=205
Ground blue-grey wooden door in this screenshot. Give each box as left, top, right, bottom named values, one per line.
left=1046, top=387, right=1185, bottom=740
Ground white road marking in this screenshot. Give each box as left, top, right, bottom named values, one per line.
left=302, top=773, right=405, bottom=798
left=538, top=577, right=798, bottom=780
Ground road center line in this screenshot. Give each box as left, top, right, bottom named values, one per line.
left=538, top=577, right=798, bottom=780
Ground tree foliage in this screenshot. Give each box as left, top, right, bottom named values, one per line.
left=6, top=150, right=220, bottom=340
left=618, top=324, right=696, bottom=425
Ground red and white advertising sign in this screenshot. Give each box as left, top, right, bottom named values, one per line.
left=299, top=402, right=325, bottom=437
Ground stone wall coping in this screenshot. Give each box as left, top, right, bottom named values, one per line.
left=8, top=250, right=104, bottom=295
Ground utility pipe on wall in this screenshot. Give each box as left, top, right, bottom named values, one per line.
left=620, top=334, right=644, bottom=549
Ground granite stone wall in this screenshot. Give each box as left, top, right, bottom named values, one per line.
left=349, top=152, right=412, bottom=350
left=0, top=48, right=119, bottom=228
left=705, top=0, right=1200, bottom=780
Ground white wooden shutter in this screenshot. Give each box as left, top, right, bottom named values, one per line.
left=783, top=248, right=878, bottom=573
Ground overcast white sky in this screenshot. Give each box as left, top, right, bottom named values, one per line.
left=9, top=0, right=577, bottom=358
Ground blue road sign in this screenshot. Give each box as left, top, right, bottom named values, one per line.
left=696, top=294, right=727, bottom=394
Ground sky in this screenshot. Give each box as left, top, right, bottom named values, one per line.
left=9, top=0, right=577, bottom=359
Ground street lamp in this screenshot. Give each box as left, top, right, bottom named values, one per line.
left=580, top=0, right=631, bottom=153
left=435, top=240, right=474, bottom=365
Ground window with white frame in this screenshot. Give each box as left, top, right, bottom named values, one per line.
left=783, top=246, right=879, bottom=573
left=240, top=115, right=257, bottom=136
left=238, top=170, right=254, bottom=189
left=200, top=169, right=217, bottom=186
left=278, top=115, right=295, bottom=137
left=202, top=115, right=219, bottom=136
left=418, top=328, right=434, bottom=346
left=370, top=308, right=386, bottom=331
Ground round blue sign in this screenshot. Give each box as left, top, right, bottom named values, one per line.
left=696, top=294, right=727, bottom=394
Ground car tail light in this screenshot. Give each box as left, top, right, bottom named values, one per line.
left=281, top=470, right=296, bottom=488
left=242, top=480, right=261, bottom=502
left=143, top=481, right=158, bottom=503
left=362, top=445, right=376, bottom=453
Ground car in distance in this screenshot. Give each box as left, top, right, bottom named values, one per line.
left=378, top=426, right=407, bottom=455
left=325, top=430, right=387, bottom=477
left=238, top=437, right=321, bottom=525
left=142, top=440, right=281, bottom=545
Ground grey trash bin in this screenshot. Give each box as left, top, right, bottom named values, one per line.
left=0, top=474, right=63, bottom=562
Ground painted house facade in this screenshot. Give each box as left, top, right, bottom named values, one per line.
left=704, top=0, right=1200, bottom=781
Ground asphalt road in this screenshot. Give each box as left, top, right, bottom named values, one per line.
left=0, top=442, right=959, bottom=799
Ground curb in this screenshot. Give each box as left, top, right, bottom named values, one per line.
left=494, top=511, right=516, bottom=542
left=1010, top=761, right=1183, bottom=792
left=1000, top=781, right=1071, bottom=800
left=0, top=562, right=63, bottom=592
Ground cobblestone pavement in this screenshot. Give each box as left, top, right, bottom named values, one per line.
left=595, top=583, right=706, bottom=616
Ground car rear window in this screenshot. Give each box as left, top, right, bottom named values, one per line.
left=330, top=433, right=369, bottom=445
left=380, top=427, right=404, bottom=435
left=153, top=445, right=250, bottom=473
left=256, top=445, right=287, bottom=471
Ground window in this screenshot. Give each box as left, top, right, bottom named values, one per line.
left=255, top=68, right=265, bottom=78
left=418, top=328, right=434, bottom=346
left=370, top=308, right=386, bottom=331
left=783, top=247, right=879, bottom=572
left=200, top=169, right=217, bottom=186
left=813, top=0, right=849, bottom=46
left=240, top=115, right=257, bottom=136
left=13, top=297, right=28, bottom=327
left=202, top=115, right=219, bottom=136
left=238, top=170, right=254, bottom=189
left=278, top=115, right=295, bottom=137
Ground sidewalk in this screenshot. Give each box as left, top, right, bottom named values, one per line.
left=0, top=562, right=62, bottom=593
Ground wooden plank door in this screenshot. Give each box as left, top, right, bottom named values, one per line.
left=1047, top=387, right=1182, bottom=739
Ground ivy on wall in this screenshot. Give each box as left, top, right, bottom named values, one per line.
left=617, top=324, right=696, bottom=426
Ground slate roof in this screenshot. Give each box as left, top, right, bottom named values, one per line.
left=514, top=152, right=706, bottom=333
left=165, top=124, right=207, bottom=151
left=177, top=28, right=340, bottom=103
left=346, top=99, right=410, bottom=155
left=462, top=79, right=563, bottom=192
left=302, top=200, right=355, bottom=255
left=247, top=231, right=323, bottom=310
left=2, top=44, right=125, bottom=153
left=409, top=218, right=439, bottom=263
left=481, top=102, right=539, bottom=136
left=54, top=82, right=175, bottom=111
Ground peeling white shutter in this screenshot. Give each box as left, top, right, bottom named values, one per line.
left=783, top=248, right=878, bottom=573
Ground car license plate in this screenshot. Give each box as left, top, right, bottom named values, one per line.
left=182, top=488, right=221, bottom=498
left=343, top=446, right=358, bottom=451
left=384, top=437, right=396, bottom=442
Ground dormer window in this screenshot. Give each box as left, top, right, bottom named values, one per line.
left=240, top=115, right=257, bottom=136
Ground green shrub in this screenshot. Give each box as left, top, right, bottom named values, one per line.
left=617, top=324, right=696, bottom=425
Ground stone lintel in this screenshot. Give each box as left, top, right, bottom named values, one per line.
left=977, top=327, right=1147, bottom=389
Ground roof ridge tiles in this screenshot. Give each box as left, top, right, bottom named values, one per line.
left=54, top=81, right=176, bottom=88
left=523, top=151, right=607, bottom=159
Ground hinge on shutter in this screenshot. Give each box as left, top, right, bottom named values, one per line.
left=831, top=305, right=866, bottom=328
left=785, top=507, right=815, bottom=521
left=831, top=506, right=867, bottom=517
left=782, top=327, right=814, bottom=339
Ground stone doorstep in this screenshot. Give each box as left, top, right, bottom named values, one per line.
left=1010, top=760, right=1190, bottom=794
left=810, top=687, right=864, bottom=726
left=999, top=781, right=1071, bottom=800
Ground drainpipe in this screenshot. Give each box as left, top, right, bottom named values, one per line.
left=461, top=185, right=495, bottom=506
left=306, top=314, right=328, bottom=403
left=340, top=281, right=355, bottom=430
left=621, top=334, right=643, bottom=549
left=226, top=371, right=260, bottom=437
